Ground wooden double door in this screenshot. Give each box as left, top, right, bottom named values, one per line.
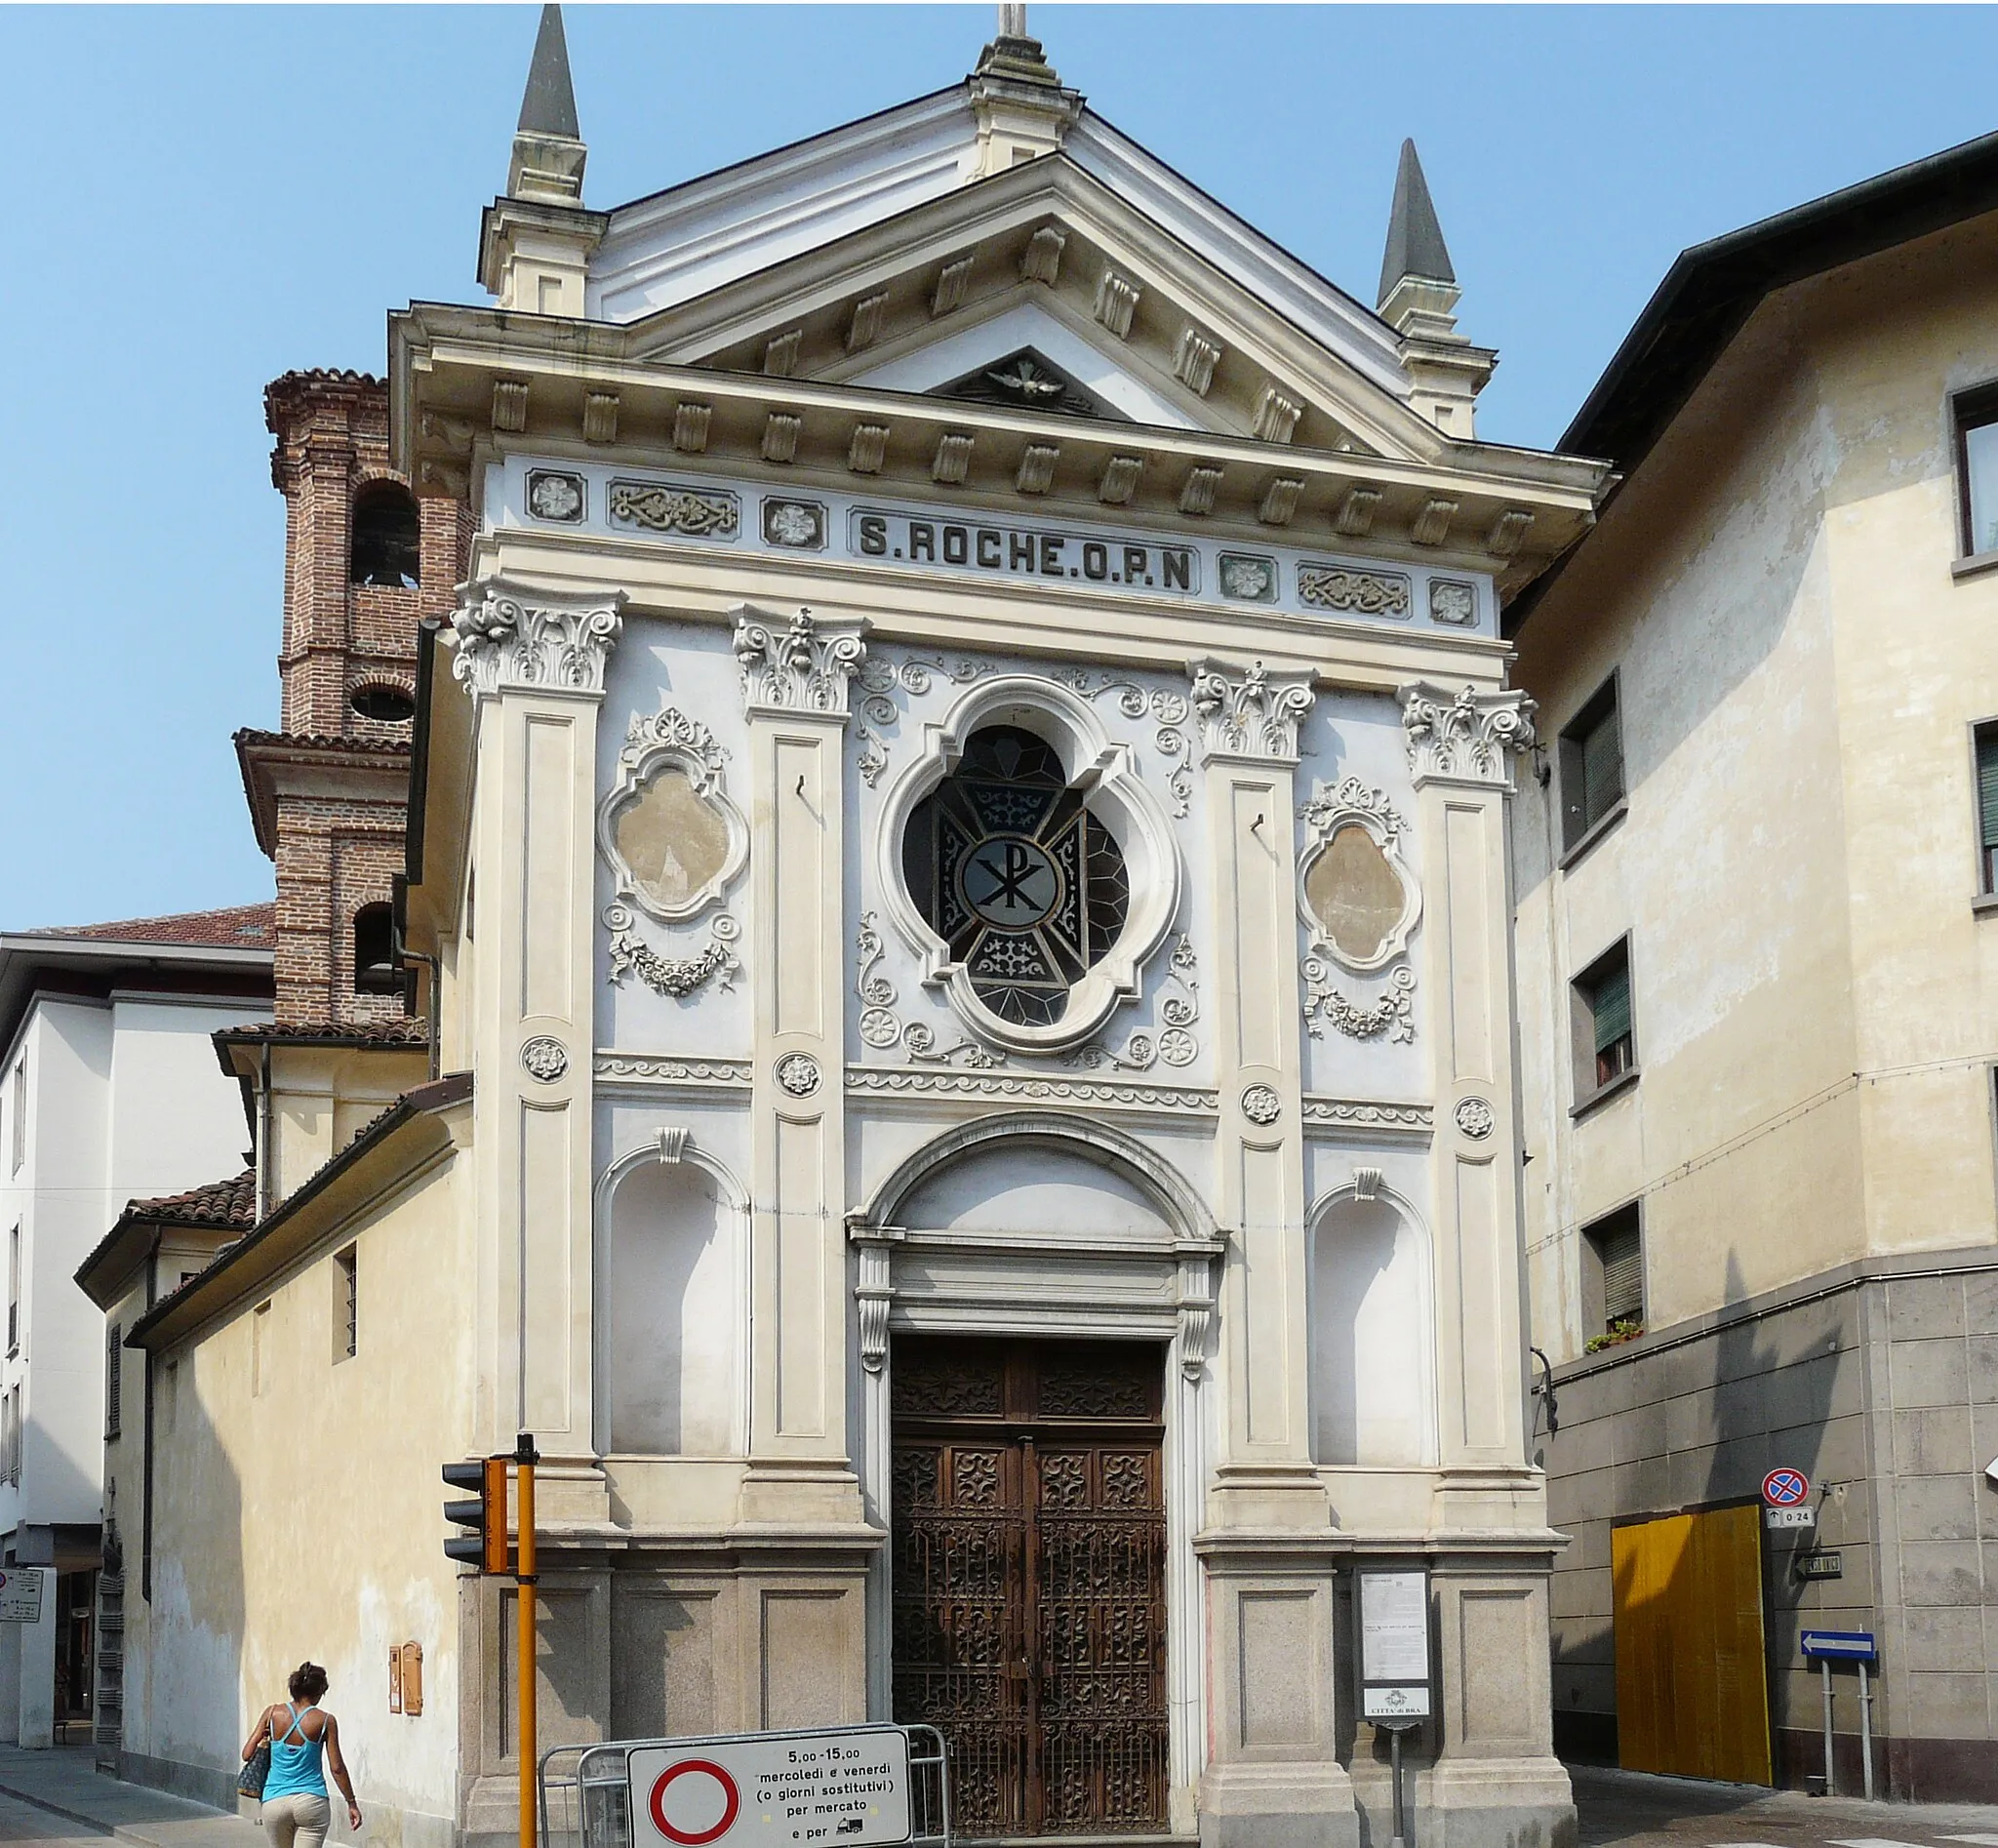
left=890, top=1337, right=1168, bottom=1837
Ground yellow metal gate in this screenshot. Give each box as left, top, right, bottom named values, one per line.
left=1612, top=1503, right=1773, bottom=1785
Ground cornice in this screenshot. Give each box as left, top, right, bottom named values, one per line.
left=233, top=730, right=414, bottom=859
left=393, top=313, right=1601, bottom=592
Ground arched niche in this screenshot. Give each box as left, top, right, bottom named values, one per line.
left=600, top=1140, right=743, bottom=1456
left=1307, top=1186, right=1436, bottom=1466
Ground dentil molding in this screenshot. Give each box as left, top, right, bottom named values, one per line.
left=1397, top=680, right=1538, bottom=788
left=449, top=577, right=625, bottom=700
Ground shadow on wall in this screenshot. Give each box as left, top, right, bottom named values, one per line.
left=140, top=1351, right=248, bottom=1806
left=1599, top=1253, right=1840, bottom=1788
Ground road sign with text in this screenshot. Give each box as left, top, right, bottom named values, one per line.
left=629, top=1728, right=913, bottom=1848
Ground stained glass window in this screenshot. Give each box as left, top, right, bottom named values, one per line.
left=901, top=725, right=1131, bottom=1026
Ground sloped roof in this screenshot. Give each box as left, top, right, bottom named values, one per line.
left=22, top=904, right=274, bottom=948
left=126, top=1169, right=257, bottom=1229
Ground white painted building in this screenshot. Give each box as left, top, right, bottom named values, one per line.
left=0, top=907, right=272, bottom=1746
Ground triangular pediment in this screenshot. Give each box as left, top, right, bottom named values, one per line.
left=606, top=150, right=1453, bottom=465
left=931, top=345, right=1128, bottom=422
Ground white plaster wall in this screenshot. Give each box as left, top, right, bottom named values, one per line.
left=1511, top=222, right=1998, bottom=1356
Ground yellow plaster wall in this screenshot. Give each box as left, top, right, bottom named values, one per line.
left=131, top=1150, right=471, bottom=1840
left=1516, top=215, right=1998, bottom=1358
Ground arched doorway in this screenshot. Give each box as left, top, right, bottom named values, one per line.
left=851, top=1113, right=1219, bottom=1837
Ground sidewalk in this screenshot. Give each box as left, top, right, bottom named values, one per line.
left=0, top=1746, right=260, bottom=1848
left=1572, top=1763, right=1998, bottom=1845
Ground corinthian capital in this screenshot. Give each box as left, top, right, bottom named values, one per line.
left=448, top=578, right=625, bottom=701
left=1397, top=680, right=1537, bottom=788
left=733, top=605, right=868, bottom=718
left=1188, top=658, right=1315, bottom=763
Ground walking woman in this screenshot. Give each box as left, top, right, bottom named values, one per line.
left=242, top=1663, right=362, bottom=1848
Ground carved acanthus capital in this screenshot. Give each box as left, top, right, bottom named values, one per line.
left=449, top=577, right=625, bottom=701
left=1397, top=680, right=1537, bottom=788
left=1188, top=658, right=1315, bottom=763
left=732, top=606, right=868, bottom=718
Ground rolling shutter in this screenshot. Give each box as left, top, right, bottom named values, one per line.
left=1600, top=1217, right=1644, bottom=1324
left=1592, top=961, right=1632, bottom=1055
left=1581, top=706, right=1624, bottom=829
left=1978, top=728, right=1998, bottom=849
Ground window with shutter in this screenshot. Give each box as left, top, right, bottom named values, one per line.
left=1582, top=1206, right=1645, bottom=1342
left=105, top=1326, right=121, bottom=1439
left=1559, top=676, right=1625, bottom=855
left=1977, top=724, right=1998, bottom=893
left=1574, top=940, right=1635, bottom=1095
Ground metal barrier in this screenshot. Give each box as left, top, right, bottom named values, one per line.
left=539, top=1725, right=950, bottom=1848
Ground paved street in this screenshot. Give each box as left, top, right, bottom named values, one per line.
left=0, top=1790, right=103, bottom=1846
left=1575, top=1768, right=1998, bottom=1848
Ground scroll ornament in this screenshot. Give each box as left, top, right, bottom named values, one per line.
left=1398, top=681, right=1538, bottom=787
left=449, top=580, right=625, bottom=699
left=734, top=608, right=868, bottom=716
left=1189, top=659, right=1315, bottom=762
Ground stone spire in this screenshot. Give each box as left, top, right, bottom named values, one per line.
left=969, top=1, right=1082, bottom=177
left=1377, top=140, right=1455, bottom=306
left=1374, top=139, right=1494, bottom=439
left=480, top=2, right=606, bottom=316
left=508, top=4, right=586, bottom=204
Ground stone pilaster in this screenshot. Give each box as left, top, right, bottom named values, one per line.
left=449, top=577, right=624, bottom=1520
left=1191, top=659, right=1355, bottom=1848
left=736, top=606, right=868, bottom=1527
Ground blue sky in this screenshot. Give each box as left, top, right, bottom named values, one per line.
left=6, top=4, right=1998, bottom=932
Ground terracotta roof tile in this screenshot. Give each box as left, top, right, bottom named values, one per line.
left=234, top=728, right=412, bottom=758
left=219, top=1018, right=429, bottom=1046
left=22, top=903, right=275, bottom=948
left=128, top=1169, right=257, bottom=1229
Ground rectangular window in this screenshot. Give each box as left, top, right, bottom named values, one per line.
left=1977, top=722, right=1998, bottom=894
left=8, top=1385, right=21, bottom=1485
left=104, top=1325, right=122, bottom=1439
left=6, top=1225, right=18, bottom=1357
left=1572, top=938, right=1637, bottom=1106
left=8, top=1061, right=23, bottom=1175
left=1559, top=674, right=1624, bottom=855
left=1957, top=384, right=1998, bottom=557
left=335, top=1248, right=358, bottom=1361
left=1581, top=1205, right=1645, bottom=1341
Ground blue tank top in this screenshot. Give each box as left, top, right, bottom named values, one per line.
left=262, top=1705, right=327, bottom=1801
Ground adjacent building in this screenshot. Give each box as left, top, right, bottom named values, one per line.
left=1517, top=132, right=1998, bottom=1801
left=0, top=909, right=273, bottom=1747
left=89, top=12, right=1610, bottom=1848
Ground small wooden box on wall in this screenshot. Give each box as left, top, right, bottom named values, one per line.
left=388, top=1642, right=423, bottom=1715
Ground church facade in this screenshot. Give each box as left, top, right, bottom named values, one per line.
left=100, top=16, right=1608, bottom=1848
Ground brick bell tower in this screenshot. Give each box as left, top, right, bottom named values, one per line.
left=238, top=372, right=471, bottom=1025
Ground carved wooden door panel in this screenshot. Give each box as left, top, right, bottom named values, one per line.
left=892, top=1339, right=1167, bottom=1837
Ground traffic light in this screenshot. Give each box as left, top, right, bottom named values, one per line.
left=442, top=1456, right=509, bottom=1573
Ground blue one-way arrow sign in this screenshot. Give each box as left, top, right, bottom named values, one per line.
left=1801, top=1629, right=1876, bottom=1661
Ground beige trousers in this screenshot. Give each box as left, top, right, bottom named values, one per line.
left=262, top=1792, right=332, bottom=1848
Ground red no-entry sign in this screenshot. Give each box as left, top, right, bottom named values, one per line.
left=1762, top=1467, right=1810, bottom=1507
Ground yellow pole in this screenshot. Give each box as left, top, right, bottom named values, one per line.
left=517, top=1434, right=539, bottom=1848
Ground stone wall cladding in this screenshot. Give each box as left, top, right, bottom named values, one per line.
left=260, top=371, right=469, bottom=1024
left=1541, top=1250, right=1998, bottom=1802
